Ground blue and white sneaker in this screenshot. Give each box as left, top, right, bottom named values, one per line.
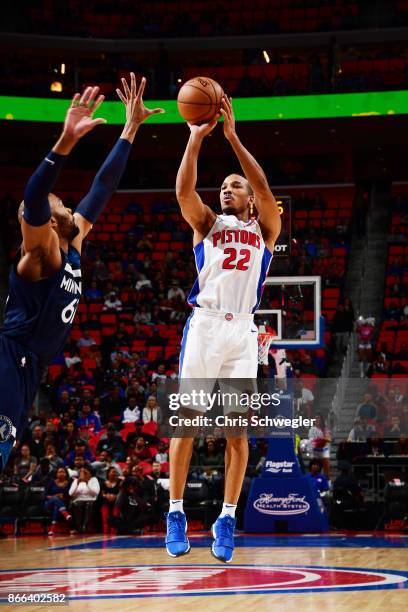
left=211, top=515, right=236, bottom=563
left=165, top=511, right=190, bottom=557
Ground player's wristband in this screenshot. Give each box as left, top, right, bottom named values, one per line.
left=23, top=150, right=66, bottom=227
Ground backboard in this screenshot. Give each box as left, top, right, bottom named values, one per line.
left=255, top=276, right=324, bottom=348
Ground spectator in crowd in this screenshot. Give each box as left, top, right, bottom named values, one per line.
left=295, top=380, right=314, bottom=417
left=131, top=437, right=151, bottom=462
left=122, top=456, right=140, bottom=478
left=347, top=416, right=376, bottom=442
left=45, top=467, right=72, bottom=536
left=67, top=456, right=87, bottom=479
left=356, top=316, right=375, bottom=377
left=392, top=386, right=405, bottom=405
left=332, top=303, right=352, bottom=354
left=122, top=397, right=141, bottom=423
left=393, top=436, right=408, bottom=455
left=28, top=425, right=45, bottom=461
left=363, top=437, right=386, bottom=456
left=65, top=440, right=94, bottom=467
left=65, top=349, right=82, bottom=369
left=385, top=388, right=401, bottom=417
left=355, top=393, right=377, bottom=421
left=76, top=403, right=102, bottom=433
left=167, top=280, right=185, bottom=301
left=308, top=413, right=332, bottom=479
left=69, top=466, right=100, bottom=534
left=307, top=459, right=330, bottom=493
left=103, top=291, right=122, bottom=311
left=301, top=353, right=319, bottom=376
left=333, top=460, right=362, bottom=499
left=84, top=280, right=103, bottom=301
left=59, top=422, right=78, bottom=455
left=93, top=255, right=109, bottom=281
left=133, top=305, right=152, bottom=324
left=199, top=440, right=224, bottom=472
left=42, top=444, right=64, bottom=471
left=29, top=409, right=47, bottom=431
left=109, top=476, right=150, bottom=535
left=77, top=330, right=96, bottom=348
left=31, top=457, right=53, bottom=486
left=42, top=420, right=60, bottom=452
left=400, top=404, right=408, bottom=435
left=100, top=467, right=121, bottom=534
left=385, top=416, right=402, bottom=438
left=155, top=441, right=168, bottom=464
left=92, top=450, right=123, bottom=480
left=151, top=460, right=168, bottom=479
left=14, top=444, right=37, bottom=483
left=96, top=424, right=125, bottom=461
left=55, top=390, right=72, bottom=416
left=137, top=233, right=153, bottom=252
left=367, top=353, right=390, bottom=377
left=151, top=364, right=167, bottom=385
left=101, top=387, right=126, bottom=421
left=142, top=396, right=161, bottom=424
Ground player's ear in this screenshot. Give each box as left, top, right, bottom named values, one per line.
left=18, top=202, right=25, bottom=223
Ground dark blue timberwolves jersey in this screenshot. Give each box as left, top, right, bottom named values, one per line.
left=1, top=246, right=81, bottom=366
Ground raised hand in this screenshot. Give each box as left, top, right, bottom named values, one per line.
left=188, top=114, right=220, bottom=140
left=63, top=86, right=106, bottom=141
left=220, top=96, right=236, bottom=141
left=116, top=72, right=164, bottom=127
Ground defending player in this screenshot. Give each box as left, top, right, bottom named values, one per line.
left=166, top=96, right=281, bottom=561
left=0, top=74, right=164, bottom=471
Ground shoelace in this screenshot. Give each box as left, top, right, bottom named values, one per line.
left=168, top=513, right=185, bottom=536
left=216, top=517, right=234, bottom=539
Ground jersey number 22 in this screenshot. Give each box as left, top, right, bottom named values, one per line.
left=222, top=247, right=250, bottom=271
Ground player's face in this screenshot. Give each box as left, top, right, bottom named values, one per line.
left=220, top=174, right=252, bottom=217
left=50, top=195, right=80, bottom=241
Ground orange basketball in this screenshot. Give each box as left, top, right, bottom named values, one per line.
left=177, top=76, right=224, bottom=124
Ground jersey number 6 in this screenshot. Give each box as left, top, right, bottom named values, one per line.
left=61, top=298, right=80, bottom=324
left=222, top=247, right=251, bottom=271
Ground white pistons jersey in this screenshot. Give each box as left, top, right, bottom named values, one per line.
left=188, top=214, right=273, bottom=314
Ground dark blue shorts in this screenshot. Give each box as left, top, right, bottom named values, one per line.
left=0, top=334, right=40, bottom=439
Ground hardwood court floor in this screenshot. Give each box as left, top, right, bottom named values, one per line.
left=0, top=533, right=407, bottom=611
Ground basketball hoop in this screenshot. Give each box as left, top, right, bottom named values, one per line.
left=258, top=332, right=274, bottom=365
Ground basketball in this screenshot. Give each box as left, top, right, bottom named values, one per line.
left=177, top=76, right=224, bottom=124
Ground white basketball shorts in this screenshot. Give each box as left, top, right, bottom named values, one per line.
left=180, top=308, right=258, bottom=378
left=178, top=308, right=258, bottom=414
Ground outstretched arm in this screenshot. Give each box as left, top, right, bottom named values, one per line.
left=176, top=121, right=218, bottom=240
left=221, top=96, right=281, bottom=251
left=73, top=73, right=164, bottom=247
left=21, top=87, right=106, bottom=255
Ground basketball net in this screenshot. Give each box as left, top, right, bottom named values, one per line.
left=257, top=325, right=276, bottom=365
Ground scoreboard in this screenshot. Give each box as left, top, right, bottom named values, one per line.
left=273, top=195, right=292, bottom=256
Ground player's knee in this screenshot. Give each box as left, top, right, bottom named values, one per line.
left=226, top=435, right=248, bottom=450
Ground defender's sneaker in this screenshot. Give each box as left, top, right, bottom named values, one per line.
left=211, top=515, right=236, bottom=563
left=165, top=511, right=190, bottom=557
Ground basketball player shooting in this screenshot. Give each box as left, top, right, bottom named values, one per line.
left=0, top=74, right=164, bottom=471
left=166, top=96, right=281, bottom=562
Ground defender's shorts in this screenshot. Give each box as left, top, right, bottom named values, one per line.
left=180, top=308, right=258, bottom=379
left=0, top=334, right=40, bottom=441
